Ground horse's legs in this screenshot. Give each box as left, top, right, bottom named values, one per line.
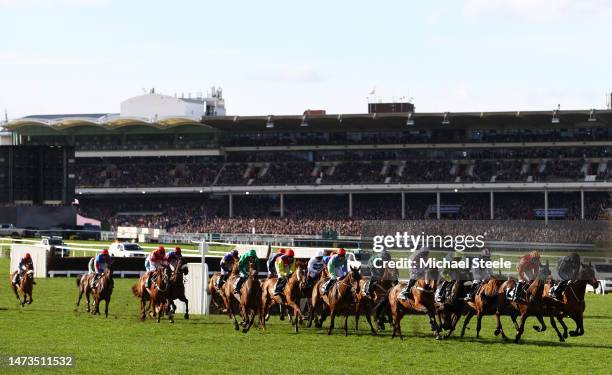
left=569, top=314, right=584, bottom=337
left=327, top=308, right=336, bottom=335
left=140, top=297, right=146, bottom=321
left=344, top=310, right=349, bottom=337
left=28, top=292, right=33, bottom=304
left=85, top=291, right=91, bottom=313
left=354, top=300, right=361, bottom=332
left=76, top=287, right=83, bottom=307
left=494, top=310, right=508, bottom=340
left=395, top=310, right=405, bottom=340
left=557, top=315, right=569, bottom=338
left=533, top=313, right=547, bottom=332
left=460, top=310, right=475, bottom=338
left=510, top=311, right=519, bottom=330
left=476, top=312, right=483, bottom=338
left=243, top=309, right=256, bottom=333
left=364, top=305, right=377, bottom=335
left=549, top=314, right=564, bottom=342
left=515, top=312, right=528, bottom=343
left=104, top=298, right=110, bottom=318
left=428, top=308, right=442, bottom=340
left=179, top=296, right=189, bottom=319
left=228, top=299, right=240, bottom=330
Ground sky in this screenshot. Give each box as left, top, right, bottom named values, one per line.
left=1, top=0, right=611, bottom=119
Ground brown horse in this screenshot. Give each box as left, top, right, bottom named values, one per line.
left=221, top=261, right=243, bottom=330
left=456, top=277, right=516, bottom=340
left=388, top=274, right=442, bottom=340
left=542, top=262, right=599, bottom=338
left=238, top=266, right=262, bottom=333
left=92, top=269, right=113, bottom=317
left=354, top=266, right=398, bottom=334
left=261, top=262, right=307, bottom=332
left=132, top=266, right=174, bottom=323
left=168, top=259, right=190, bottom=320
left=76, top=273, right=94, bottom=312
left=310, top=266, right=361, bottom=336
left=208, top=272, right=227, bottom=313
left=10, top=266, right=34, bottom=307
left=511, top=261, right=558, bottom=343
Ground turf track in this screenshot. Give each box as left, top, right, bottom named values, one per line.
left=1, top=257, right=611, bottom=375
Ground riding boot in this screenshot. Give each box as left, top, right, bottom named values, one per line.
left=322, top=279, right=334, bottom=295
left=216, top=277, right=223, bottom=289
left=512, top=281, right=524, bottom=302
left=234, top=276, right=245, bottom=294
left=399, top=279, right=416, bottom=301
left=466, top=282, right=477, bottom=302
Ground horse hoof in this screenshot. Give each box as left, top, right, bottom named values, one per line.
left=184, top=314, right=189, bottom=320
left=234, top=325, right=240, bottom=331
left=533, top=326, right=541, bottom=332
left=435, top=335, right=442, bottom=340
left=563, top=332, right=568, bottom=339
left=494, top=329, right=501, bottom=336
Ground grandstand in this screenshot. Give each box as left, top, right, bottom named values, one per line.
left=4, top=92, right=612, bottom=237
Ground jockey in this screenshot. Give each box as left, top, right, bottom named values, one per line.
left=267, top=248, right=286, bottom=278
left=12, top=253, right=34, bottom=286
left=365, top=249, right=391, bottom=297
left=466, top=248, right=494, bottom=302
left=399, top=247, right=430, bottom=301
left=91, top=249, right=112, bottom=288
left=233, top=249, right=258, bottom=294
left=165, top=247, right=182, bottom=270
left=436, top=250, right=463, bottom=303
left=307, top=250, right=325, bottom=287
left=550, top=252, right=581, bottom=301
left=513, top=250, right=541, bottom=301
left=144, top=246, right=166, bottom=289
left=322, top=248, right=348, bottom=295
left=217, top=249, right=239, bottom=289
left=274, top=249, right=296, bottom=295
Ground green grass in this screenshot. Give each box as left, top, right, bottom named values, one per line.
left=1, top=257, right=611, bottom=375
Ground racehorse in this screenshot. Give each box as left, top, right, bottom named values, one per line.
left=91, top=269, right=113, bottom=317
left=354, top=266, right=398, bottom=334
left=310, top=266, right=361, bottom=336
left=511, top=260, right=560, bottom=343
left=132, top=266, right=174, bottom=323
left=76, top=273, right=94, bottom=312
left=208, top=272, right=228, bottom=313
left=221, top=261, right=243, bottom=330
left=10, top=264, right=34, bottom=307
left=456, top=277, right=514, bottom=340
left=260, top=262, right=307, bottom=333
left=168, top=259, right=190, bottom=320
left=239, top=265, right=263, bottom=333
left=388, top=270, right=442, bottom=340
left=542, top=262, right=599, bottom=338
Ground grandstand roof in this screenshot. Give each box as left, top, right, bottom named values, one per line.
left=6, top=109, right=612, bottom=134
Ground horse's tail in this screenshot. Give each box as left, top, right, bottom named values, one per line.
left=131, top=283, right=141, bottom=297
left=76, top=276, right=81, bottom=287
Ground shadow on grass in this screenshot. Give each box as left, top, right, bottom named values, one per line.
left=443, top=335, right=612, bottom=350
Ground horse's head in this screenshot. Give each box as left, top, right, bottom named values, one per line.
left=180, top=260, right=189, bottom=276
left=348, top=265, right=361, bottom=283
left=579, top=261, right=599, bottom=289
left=295, top=262, right=308, bottom=290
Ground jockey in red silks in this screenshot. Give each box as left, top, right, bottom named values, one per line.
left=513, top=250, right=541, bottom=301
left=144, top=246, right=166, bottom=288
